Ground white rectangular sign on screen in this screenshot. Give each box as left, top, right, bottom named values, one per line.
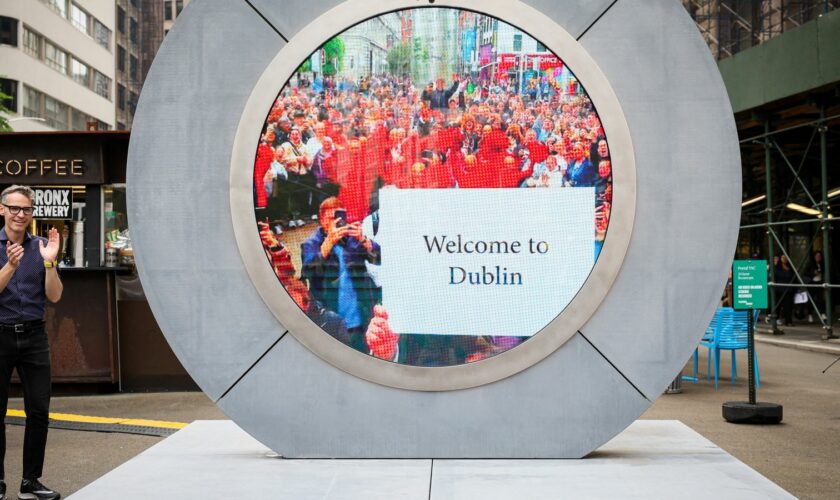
left=374, top=188, right=595, bottom=336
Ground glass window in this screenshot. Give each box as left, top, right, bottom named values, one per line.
left=71, top=58, right=89, bottom=86
left=45, top=41, right=67, bottom=73
left=117, top=6, right=125, bottom=33
left=176, top=0, right=184, bottom=16
left=117, top=84, right=125, bottom=110
left=45, top=95, right=68, bottom=129
left=0, top=16, right=18, bottom=47
left=93, top=71, right=111, bottom=100
left=117, top=45, right=126, bottom=72
left=70, top=3, right=89, bottom=35
left=513, top=33, right=522, bottom=52
left=164, top=1, right=172, bottom=21
left=104, top=185, right=130, bottom=264
left=0, top=79, right=17, bottom=113
left=130, top=55, right=138, bottom=81
left=42, top=0, right=68, bottom=18
left=128, top=92, right=137, bottom=113
left=23, top=27, right=41, bottom=58
left=23, top=86, right=42, bottom=117
left=97, top=119, right=111, bottom=131
left=93, top=19, right=110, bottom=50
left=71, top=108, right=88, bottom=130
left=129, top=18, right=138, bottom=44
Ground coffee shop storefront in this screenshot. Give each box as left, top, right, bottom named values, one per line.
left=0, top=131, right=195, bottom=391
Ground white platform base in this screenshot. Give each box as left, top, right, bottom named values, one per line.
left=69, top=420, right=793, bottom=500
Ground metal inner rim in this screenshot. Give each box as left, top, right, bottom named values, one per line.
left=229, top=0, right=637, bottom=391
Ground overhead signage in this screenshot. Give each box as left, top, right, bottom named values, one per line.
left=0, top=134, right=106, bottom=184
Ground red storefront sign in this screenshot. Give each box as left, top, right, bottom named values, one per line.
left=496, top=53, right=563, bottom=72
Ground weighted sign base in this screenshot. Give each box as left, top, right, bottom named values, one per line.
left=722, top=401, right=783, bottom=425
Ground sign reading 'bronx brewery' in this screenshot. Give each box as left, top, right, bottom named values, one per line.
left=33, top=188, right=71, bottom=219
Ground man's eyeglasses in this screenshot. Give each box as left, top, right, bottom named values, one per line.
left=2, top=204, right=34, bottom=216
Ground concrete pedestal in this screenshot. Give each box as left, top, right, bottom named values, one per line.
left=69, top=420, right=793, bottom=499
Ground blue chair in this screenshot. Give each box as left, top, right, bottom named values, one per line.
left=686, top=308, right=724, bottom=383
left=701, top=307, right=760, bottom=389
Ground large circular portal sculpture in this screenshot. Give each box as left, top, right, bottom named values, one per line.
left=128, top=0, right=740, bottom=457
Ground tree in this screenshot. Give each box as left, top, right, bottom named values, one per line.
left=0, top=89, right=12, bottom=132
left=322, top=37, right=345, bottom=76
left=297, top=58, right=312, bottom=74
left=387, top=42, right=412, bottom=77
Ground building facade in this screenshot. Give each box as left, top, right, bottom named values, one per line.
left=115, top=0, right=141, bottom=130
left=0, top=0, right=115, bottom=131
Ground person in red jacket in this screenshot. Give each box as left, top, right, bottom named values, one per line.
left=254, top=128, right=275, bottom=209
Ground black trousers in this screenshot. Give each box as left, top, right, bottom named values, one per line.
left=0, top=325, right=51, bottom=480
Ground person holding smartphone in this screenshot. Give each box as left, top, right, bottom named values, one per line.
left=300, top=197, right=380, bottom=353
left=0, top=185, right=62, bottom=500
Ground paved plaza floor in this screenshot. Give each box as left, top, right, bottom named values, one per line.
left=3, top=341, right=839, bottom=499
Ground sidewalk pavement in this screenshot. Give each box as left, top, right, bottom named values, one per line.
left=756, top=320, right=840, bottom=355
left=2, top=343, right=838, bottom=499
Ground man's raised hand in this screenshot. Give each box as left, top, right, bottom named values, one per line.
left=39, top=227, right=60, bottom=262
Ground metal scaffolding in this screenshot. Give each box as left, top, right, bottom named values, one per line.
left=737, top=103, right=840, bottom=338
left=683, top=0, right=839, bottom=60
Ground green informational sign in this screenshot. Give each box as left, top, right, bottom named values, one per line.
left=733, top=260, right=768, bottom=310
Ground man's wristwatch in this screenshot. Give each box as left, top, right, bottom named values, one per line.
left=44, top=260, right=57, bottom=268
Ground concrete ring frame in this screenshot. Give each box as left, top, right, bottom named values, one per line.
left=128, top=0, right=740, bottom=458
left=229, top=0, right=637, bottom=391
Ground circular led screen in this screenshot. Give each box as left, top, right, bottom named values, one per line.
left=250, top=7, right=613, bottom=368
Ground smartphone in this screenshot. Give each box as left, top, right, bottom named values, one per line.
left=334, top=209, right=347, bottom=228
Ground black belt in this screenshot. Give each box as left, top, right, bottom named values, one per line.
left=0, top=320, right=45, bottom=333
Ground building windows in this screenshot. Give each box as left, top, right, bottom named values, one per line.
left=536, top=41, right=546, bottom=52
left=23, top=27, right=42, bottom=58
left=513, top=33, right=522, bottom=52
left=117, top=84, right=125, bottom=110
left=21, top=25, right=112, bottom=100
left=23, top=85, right=110, bottom=131
left=93, top=19, right=110, bottom=50
left=45, top=95, right=69, bottom=129
left=117, top=6, right=126, bottom=33
left=164, top=1, right=173, bottom=21
left=42, top=0, right=68, bottom=18
left=176, top=0, right=184, bottom=16
left=117, top=45, right=126, bottom=72
left=71, top=108, right=87, bottom=130
left=70, top=3, right=89, bottom=34
left=0, top=79, right=17, bottom=113
left=129, top=55, right=138, bottom=81
left=130, top=18, right=138, bottom=44
left=0, top=16, right=17, bottom=47
left=71, top=58, right=89, bottom=86
left=93, top=71, right=111, bottom=100
left=45, top=40, right=67, bottom=73
left=39, top=0, right=110, bottom=51
left=128, top=91, right=138, bottom=114
left=23, top=86, right=42, bottom=118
